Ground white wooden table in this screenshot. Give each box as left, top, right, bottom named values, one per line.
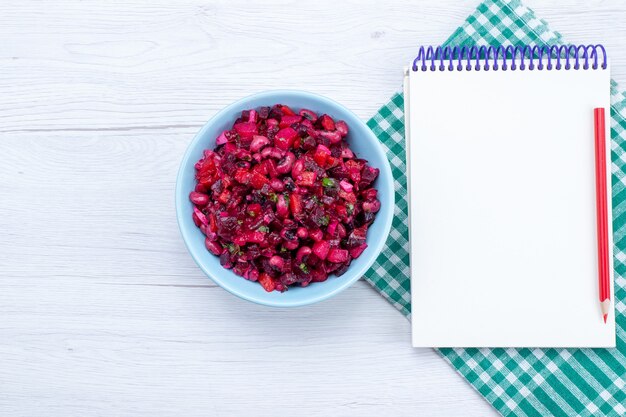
left=2, top=1, right=625, bottom=416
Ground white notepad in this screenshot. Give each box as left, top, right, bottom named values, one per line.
left=405, top=45, right=616, bottom=347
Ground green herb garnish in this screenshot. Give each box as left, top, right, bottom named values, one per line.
left=224, top=243, right=241, bottom=255
left=322, top=177, right=335, bottom=188
left=269, top=193, right=278, bottom=203
left=319, top=215, right=330, bottom=226
left=299, top=263, right=309, bottom=273
left=257, top=226, right=269, bottom=233
left=346, top=203, right=354, bottom=216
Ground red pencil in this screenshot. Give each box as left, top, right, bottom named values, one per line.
left=594, top=107, right=611, bottom=324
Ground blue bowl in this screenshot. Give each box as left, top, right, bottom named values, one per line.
left=175, top=90, right=394, bottom=307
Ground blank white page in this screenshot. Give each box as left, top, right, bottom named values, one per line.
left=406, top=61, right=615, bottom=347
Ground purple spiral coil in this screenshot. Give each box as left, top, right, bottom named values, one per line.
left=412, top=44, right=607, bottom=72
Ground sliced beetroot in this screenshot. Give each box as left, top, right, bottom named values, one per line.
left=258, top=106, right=270, bottom=119
left=312, top=240, right=330, bottom=260
left=274, top=127, right=298, bottom=150
left=279, top=115, right=302, bottom=128
left=258, top=273, right=276, bottom=292
left=280, top=105, right=296, bottom=116
left=250, top=171, right=269, bottom=189
left=190, top=105, right=381, bottom=292
left=289, top=193, right=303, bottom=215
left=318, top=114, right=335, bottom=131
left=313, top=144, right=331, bottom=167
left=335, top=120, right=349, bottom=137
left=234, top=122, right=257, bottom=139
left=216, top=131, right=228, bottom=145
left=349, top=243, right=368, bottom=259
left=327, top=248, right=349, bottom=263
left=346, top=225, right=367, bottom=248
left=295, top=171, right=317, bottom=187
left=363, top=199, right=381, bottom=213
left=309, top=228, right=323, bottom=242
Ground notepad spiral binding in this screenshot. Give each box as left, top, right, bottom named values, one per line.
left=412, top=44, right=607, bottom=72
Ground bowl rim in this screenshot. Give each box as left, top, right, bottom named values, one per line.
left=175, top=89, right=394, bottom=307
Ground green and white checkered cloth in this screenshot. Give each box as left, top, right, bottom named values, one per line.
left=363, top=0, right=626, bottom=415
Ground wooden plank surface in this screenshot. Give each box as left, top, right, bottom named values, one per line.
left=1, top=1, right=625, bottom=415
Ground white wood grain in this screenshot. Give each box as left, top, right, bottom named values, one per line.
left=1, top=1, right=625, bottom=416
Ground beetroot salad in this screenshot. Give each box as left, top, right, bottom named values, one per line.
left=190, top=104, right=381, bottom=292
